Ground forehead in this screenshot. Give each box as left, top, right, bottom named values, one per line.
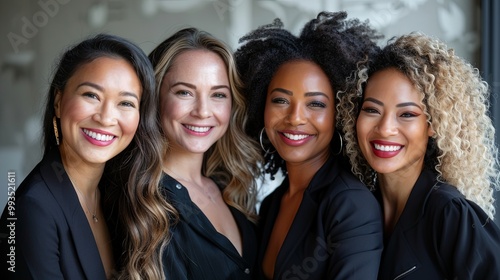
left=269, top=60, right=333, bottom=93
left=273, top=60, right=327, bottom=79
left=66, top=56, right=137, bottom=85
left=171, top=49, right=226, bottom=70
left=165, top=49, right=229, bottom=82
left=365, top=67, right=422, bottom=102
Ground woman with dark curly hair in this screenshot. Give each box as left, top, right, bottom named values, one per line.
left=339, top=32, right=500, bottom=279
left=235, top=11, right=384, bottom=279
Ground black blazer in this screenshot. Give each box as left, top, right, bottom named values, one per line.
left=257, top=155, right=384, bottom=279
left=378, top=168, right=500, bottom=280
left=160, top=174, right=257, bottom=280
left=0, top=148, right=106, bottom=280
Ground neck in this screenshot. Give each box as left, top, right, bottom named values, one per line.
left=285, top=153, right=329, bottom=196
left=59, top=148, right=102, bottom=224
left=163, top=149, right=205, bottom=184
left=378, top=169, right=421, bottom=233
left=59, top=149, right=103, bottom=196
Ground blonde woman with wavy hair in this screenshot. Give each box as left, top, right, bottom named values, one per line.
left=338, top=32, right=500, bottom=279
left=144, top=27, right=262, bottom=280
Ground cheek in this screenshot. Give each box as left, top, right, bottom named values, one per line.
left=217, top=102, right=232, bottom=127
left=120, top=111, right=141, bottom=138
left=160, top=98, right=180, bottom=123
left=59, top=98, right=92, bottom=132
left=264, top=106, right=285, bottom=128
left=314, top=111, right=334, bottom=128
left=264, top=107, right=271, bottom=127
left=356, top=117, right=370, bottom=141
left=415, top=123, right=432, bottom=143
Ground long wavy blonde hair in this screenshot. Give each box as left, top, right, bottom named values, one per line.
left=148, top=28, right=262, bottom=222
left=339, top=32, right=500, bottom=219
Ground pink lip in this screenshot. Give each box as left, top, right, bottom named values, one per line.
left=182, top=124, right=213, bottom=136
left=370, top=140, right=403, bottom=158
left=278, top=130, right=314, bottom=147
left=81, top=128, right=116, bottom=147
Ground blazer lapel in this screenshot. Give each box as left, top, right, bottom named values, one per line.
left=274, top=155, right=338, bottom=277
left=274, top=190, right=317, bottom=276
left=382, top=169, right=438, bottom=279
left=39, top=149, right=106, bottom=279
left=383, top=229, right=420, bottom=279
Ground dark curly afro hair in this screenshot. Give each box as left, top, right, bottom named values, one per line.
left=235, top=11, right=381, bottom=179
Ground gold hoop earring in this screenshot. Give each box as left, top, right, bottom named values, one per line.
left=333, top=131, right=343, bottom=155
left=259, top=127, right=275, bottom=155
left=53, top=116, right=60, bottom=145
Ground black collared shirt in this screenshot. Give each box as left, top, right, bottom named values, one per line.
left=160, top=174, right=257, bottom=280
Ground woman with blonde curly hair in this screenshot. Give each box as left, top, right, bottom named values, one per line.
left=339, top=32, right=500, bottom=279
left=143, top=27, right=262, bottom=280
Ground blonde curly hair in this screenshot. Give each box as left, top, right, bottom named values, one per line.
left=338, top=32, right=500, bottom=219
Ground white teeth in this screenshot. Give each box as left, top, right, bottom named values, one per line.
left=185, top=125, right=210, bottom=132
left=83, top=129, right=114, bottom=141
left=283, top=133, right=309, bottom=141
left=374, top=143, right=401, bottom=152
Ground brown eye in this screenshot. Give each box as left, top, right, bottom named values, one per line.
left=271, top=97, right=288, bottom=104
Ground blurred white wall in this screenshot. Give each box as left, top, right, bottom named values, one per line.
left=0, top=0, right=481, bottom=210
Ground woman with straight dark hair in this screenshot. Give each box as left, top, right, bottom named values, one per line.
left=0, top=33, right=169, bottom=280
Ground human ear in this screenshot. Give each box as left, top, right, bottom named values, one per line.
left=54, top=90, right=62, bottom=118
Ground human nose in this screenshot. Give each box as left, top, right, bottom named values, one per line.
left=191, top=96, right=211, bottom=119
left=286, top=103, right=306, bottom=127
left=375, top=114, right=398, bottom=137
left=93, top=102, right=118, bottom=126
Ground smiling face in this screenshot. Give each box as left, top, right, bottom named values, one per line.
left=264, top=60, right=334, bottom=169
left=356, top=67, right=433, bottom=177
left=159, top=49, right=232, bottom=155
left=54, top=56, right=142, bottom=167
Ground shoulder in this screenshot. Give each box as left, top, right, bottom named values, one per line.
left=318, top=168, right=382, bottom=225
left=8, top=164, right=63, bottom=221
left=420, top=183, right=500, bottom=277
left=425, top=183, right=473, bottom=216
left=322, top=167, right=377, bottom=205
left=14, top=163, right=53, bottom=203
left=423, top=182, right=497, bottom=237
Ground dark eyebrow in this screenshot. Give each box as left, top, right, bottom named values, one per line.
left=77, top=82, right=104, bottom=91
left=270, top=88, right=329, bottom=99
left=362, top=97, right=383, bottom=106
left=270, top=87, right=292, bottom=95
left=171, top=82, right=196, bottom=90
left=120, top=91, right=140, bottom=101
left=77, top=82, right=139, bottom=101
left=305, top=91, right=329, bottom=99
left=211, top=85, right=230, bottom=91
left=363, top=97, right=422, bottom=109
left=397, top=102, right=422, bottom=109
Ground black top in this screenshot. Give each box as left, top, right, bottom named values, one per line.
left=256, top=155, right=384, bottom=279
left=160, top=174, right=257, bottom=280
left=0, top=148, right=106, bottom=280
left=377, top=168, right=500, bottom=279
